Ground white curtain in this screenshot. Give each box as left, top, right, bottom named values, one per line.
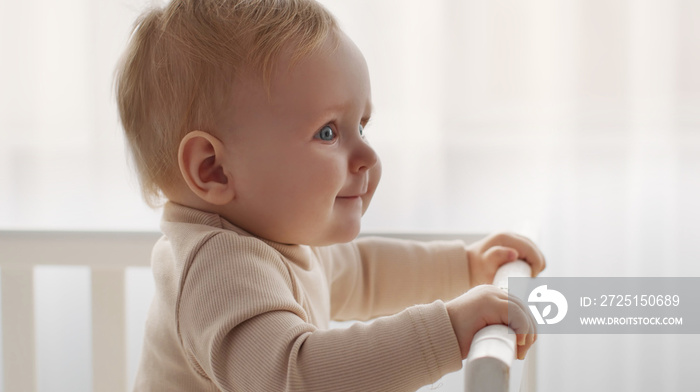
left=1, top=0, right=699, bottom=391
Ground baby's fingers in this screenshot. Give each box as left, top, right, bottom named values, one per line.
left=483, top=233, right=546, bottom=276
left=508, top=294, right=537, bottom=360
left=517, top=340, right=533, bottom=360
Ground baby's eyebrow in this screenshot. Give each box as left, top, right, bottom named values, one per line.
left=315, top=101, right=373, bottom=123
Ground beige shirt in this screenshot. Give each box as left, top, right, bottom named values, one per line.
left=134, top=202, right=470, bottom=391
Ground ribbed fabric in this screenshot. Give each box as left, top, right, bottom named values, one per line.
left=133, top=202, right=470, bottom=391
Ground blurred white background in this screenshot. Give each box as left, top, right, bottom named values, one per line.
left=1, top=0, right=699, bottom=391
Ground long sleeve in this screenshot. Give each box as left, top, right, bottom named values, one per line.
left=319, top=236, right=472, bottom=321
left=135, top=203, right=467, bottom=392
left=178, top=232, right=463, bottom=392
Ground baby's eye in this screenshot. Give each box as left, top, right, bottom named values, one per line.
left=359, top=124, right=364, bottom=137
left=315, top=125, right=336, bottom=141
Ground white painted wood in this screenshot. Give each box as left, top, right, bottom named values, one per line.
left=464, top=260, right=533, bottom=392
left=92, top=268, right=127, bottom=392
left=492, top=260, right=533, bottom=289
left=0, top=231, right=153, bottom=392
left=521, top=339, right=538, bottom=391
left=1, top=266, right=37, bottom=392
left=362, top=232, right=486, bottom=245
left=0, top=231, right=159, bottom=268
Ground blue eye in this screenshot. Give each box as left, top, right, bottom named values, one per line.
left=359, top=124, right=364, bottom=137
left=316, top=125, right=335, bottom=141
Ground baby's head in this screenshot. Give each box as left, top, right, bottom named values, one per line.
left=116, top=0, right=381, bottom=245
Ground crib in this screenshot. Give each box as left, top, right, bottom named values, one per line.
left=0, top=230, right=536, bottom=392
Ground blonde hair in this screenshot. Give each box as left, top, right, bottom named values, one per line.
left=115, top=0, right=338, bottom=207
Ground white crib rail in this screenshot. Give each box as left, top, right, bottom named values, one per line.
left=0, top=230, right=535, bottom=392
left=464, top=260, right=535, bottom=392
left=0, top=231, right=159, bottom=392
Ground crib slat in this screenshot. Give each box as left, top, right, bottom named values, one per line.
left=92, top=268, right=127, bottom=392
left=464, top=260, right=533, bottom=392
left=1, top=267, right=37, bottom=392
left=522, top=341, right=537, bottom=391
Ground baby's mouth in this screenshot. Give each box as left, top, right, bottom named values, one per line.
left=338, top=178, right=369, bottom=200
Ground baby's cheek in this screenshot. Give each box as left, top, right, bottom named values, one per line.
left=362, top=159, right=382, bottom=214
left=370, top=156, right=382, bottom=189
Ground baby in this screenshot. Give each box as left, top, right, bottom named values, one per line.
left=115, top=0, right=545, bottom=391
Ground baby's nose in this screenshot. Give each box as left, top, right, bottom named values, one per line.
left=350, top=140, right=379, bottom=173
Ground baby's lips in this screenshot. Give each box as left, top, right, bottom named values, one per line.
left=337, top=187, right=367, bottom=199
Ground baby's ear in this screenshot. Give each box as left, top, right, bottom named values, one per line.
left=178, top=130, right=235, bottom=205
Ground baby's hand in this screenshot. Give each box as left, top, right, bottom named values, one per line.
left=446, top=285, right=536, bottom=360
left=465, top=232, right=546, bottom=287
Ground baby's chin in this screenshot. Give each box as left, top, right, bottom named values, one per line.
left=320, top=223, right=363, bottom=246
